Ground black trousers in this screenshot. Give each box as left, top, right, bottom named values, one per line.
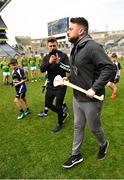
left=45, top=86, right=67, bottom=125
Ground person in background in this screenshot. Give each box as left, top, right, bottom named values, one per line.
left=38, top=74, right=49, bottom=117
left=28, top=51, right=37, bottom=82
left=0, top=56, right=10, bottom=85
left=10, top=58, right=31, bottom=120
left=106, top=53, right=121, bottom=99
left=63, top=17, right=115, bottom=168
left=20, top=53, right=29, bottom=81
left=14, top=53, right=21, bottom=66
left=37, top=52, right=44, bottom=80
left=38, top=72, right=68, bottom=117
left=39, top=37, right=70, bottom=133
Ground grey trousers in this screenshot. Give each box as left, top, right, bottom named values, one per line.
left=72, top=96, right=106, bottom=155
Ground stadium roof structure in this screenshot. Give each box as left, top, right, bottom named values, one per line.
left=0, top=15, right=8, bottom=44
left=0, top=42, right=20, bottom=57
left=0, top=15, right=7, bottom=29
left=0, top=0, right=19, bottom=57
left=0, top=45, right=8, bottom=56
left=0, top=0, right=11, bottom=12
left=0, top=15, right=8, bottom=43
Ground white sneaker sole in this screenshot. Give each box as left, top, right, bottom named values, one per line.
left=17, top=116, right=25, bottom=120
left=98, top=140, right=109, bottom=160
left=63, top=158, right=83, bottom=168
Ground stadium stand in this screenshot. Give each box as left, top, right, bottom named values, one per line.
left=0, top=46, right=7, bottom=56
left=0, top=15, right=19, bottom=57
left=0, top=0, right=11, bottom=12
left=0, top=1, right=20, bottom=57
left=0, top=42, right=20, bottom=57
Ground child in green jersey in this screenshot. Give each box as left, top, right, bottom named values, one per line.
left=28, top=51, right=37, bottom=82
left=0, top=56, right=10, bottom=85
left=37, top=52, right=44, bottom=80
left=20, top=53, right=29, bottom=80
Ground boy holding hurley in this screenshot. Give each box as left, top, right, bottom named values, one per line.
left=10, top=58, right=31, bottom=120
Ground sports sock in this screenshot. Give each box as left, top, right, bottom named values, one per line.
left=20, top=109, right=24, bottom=113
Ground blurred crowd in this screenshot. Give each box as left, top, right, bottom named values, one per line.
left=0, top=51, right=45, bottom=85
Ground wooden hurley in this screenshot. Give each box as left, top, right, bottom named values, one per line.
left=53, top=75, right=104, bottom=101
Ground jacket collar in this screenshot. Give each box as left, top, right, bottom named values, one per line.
left=76, top=34, right=93, bottom=47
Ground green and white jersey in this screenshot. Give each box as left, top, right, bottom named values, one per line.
left=21, top=57, right=28, bottom=67
left=28, top=56, right=36, bottom=67
left=0, top=60, right=10, bottom=72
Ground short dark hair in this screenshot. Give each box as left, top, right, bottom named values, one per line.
left=14, top=53, right=19, bottom=57
left=10, top=58, right=18, bottom=65
left=111, top=53, right=117, bottom=58
left=70, top=17, right=89, bottom=32
left=47, top=37, right=57, bottom=43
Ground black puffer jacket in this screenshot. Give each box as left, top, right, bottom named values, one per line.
left=69, top=35, right=116, bottom=102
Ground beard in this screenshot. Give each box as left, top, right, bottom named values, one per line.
left=68, top=36, right=79, bottom=44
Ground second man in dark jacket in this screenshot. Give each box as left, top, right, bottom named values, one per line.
left=40, top=37, right=70, bottom=133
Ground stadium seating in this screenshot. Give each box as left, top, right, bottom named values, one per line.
left=0, top=15, right=19, bottom=57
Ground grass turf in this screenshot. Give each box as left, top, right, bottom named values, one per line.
left=0, top=61, right=124, bottom=179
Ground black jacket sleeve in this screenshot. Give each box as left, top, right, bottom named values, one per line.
left=89, top=44, right=116, bottom=91
left=40, top=55, right=50, bottom=73
left=58, top=53, right=70, bottom=73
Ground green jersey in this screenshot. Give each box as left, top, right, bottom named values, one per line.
left=28, top=57, right=36, bottom=67
left=21, top=57, right=28, bottom=67
left=0, top=61, right=10, bottom=72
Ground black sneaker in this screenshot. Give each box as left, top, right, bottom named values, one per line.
left=62, top=113, right=69, bottom=123
left=97, top=140, right=109, bottom=160
left=52, top=124, right=62, bottom=133
left=63, top=154, right=83, bottom=168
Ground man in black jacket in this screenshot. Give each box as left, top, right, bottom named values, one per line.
left=40, top=37, right=70, bottom=132
left=63, top=17, right=115, bottom=168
